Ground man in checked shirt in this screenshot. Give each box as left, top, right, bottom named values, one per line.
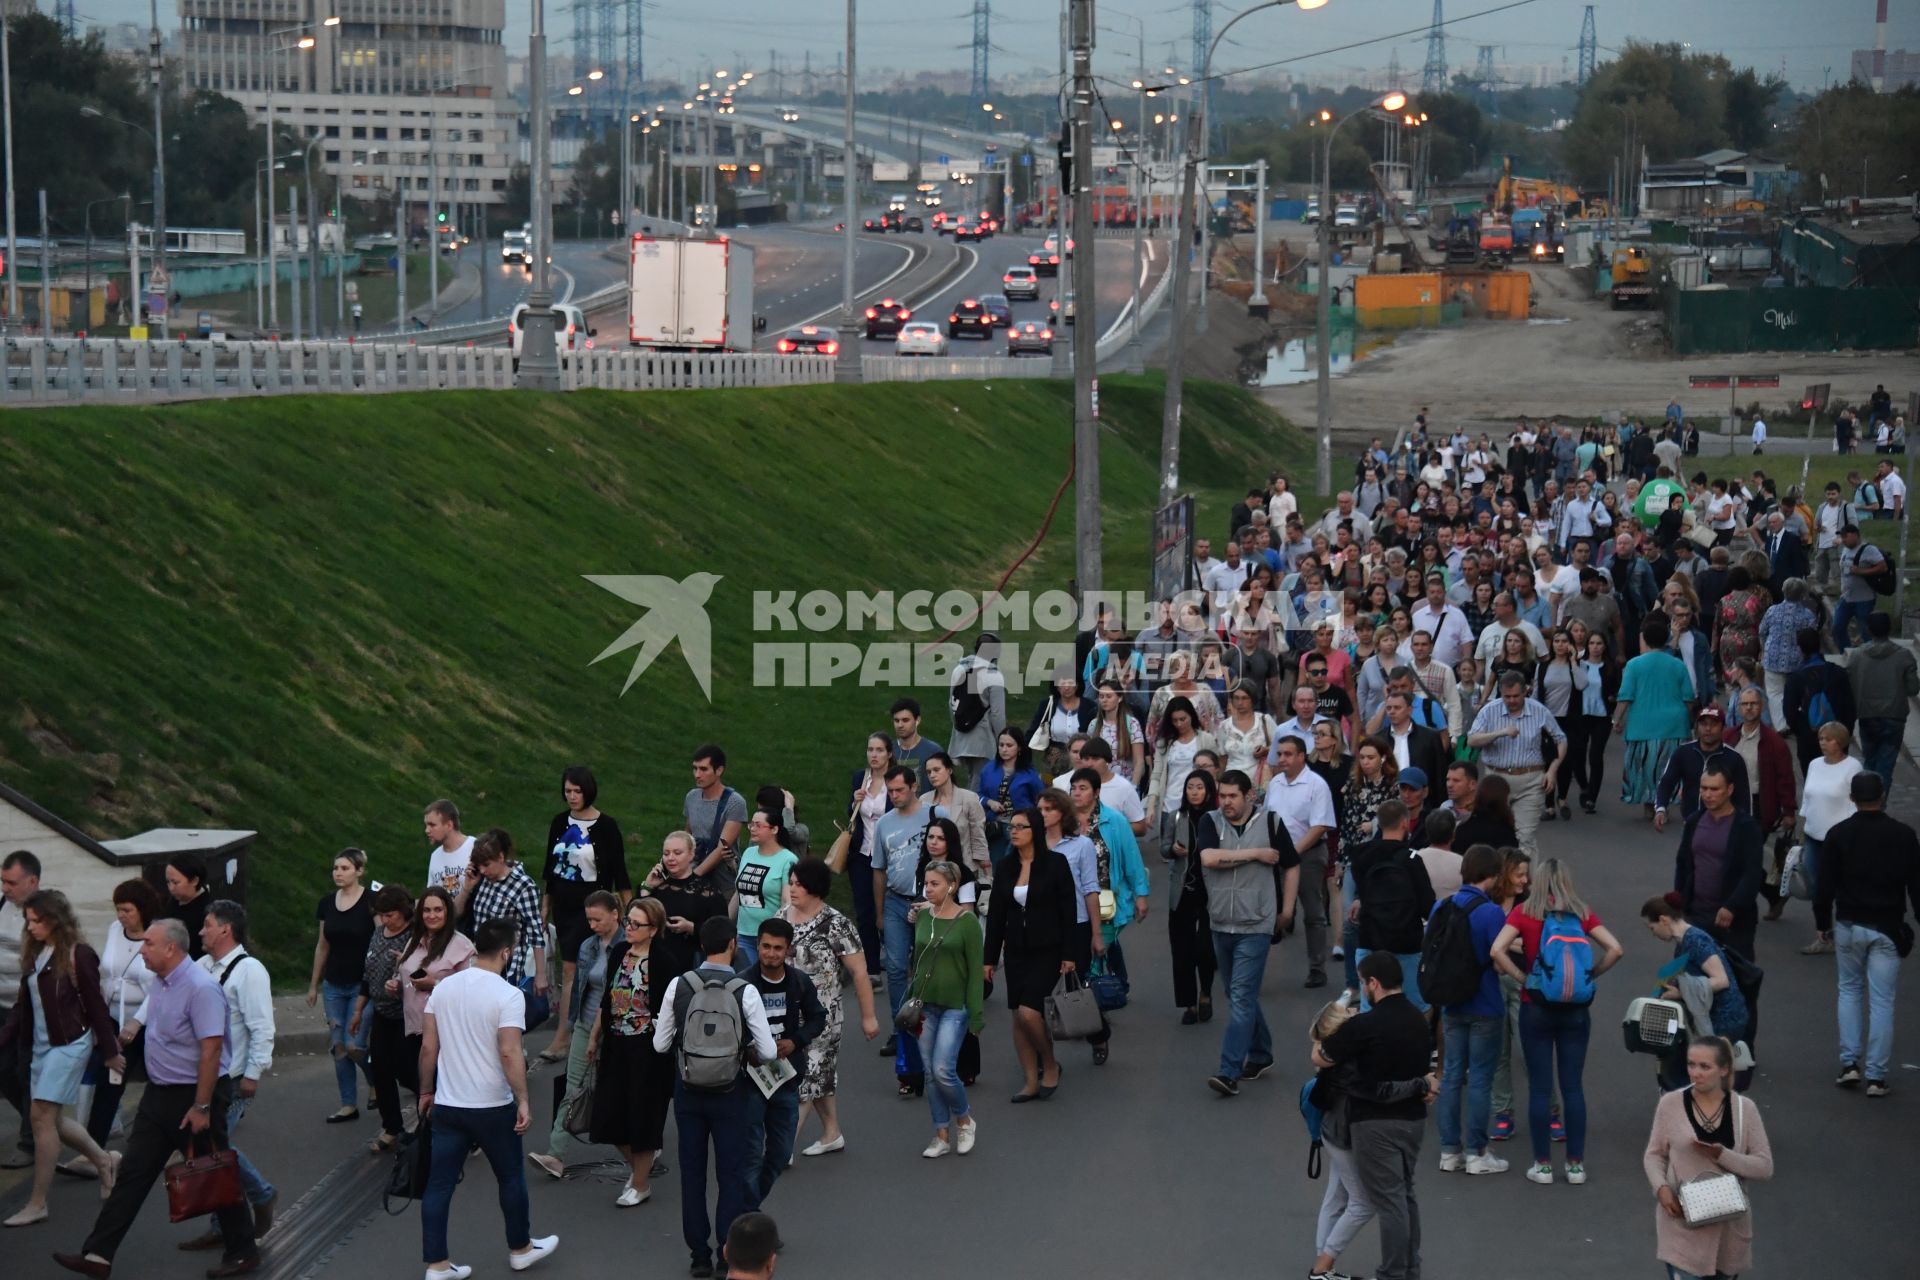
left=1466, top=672, right=1568, bottom=855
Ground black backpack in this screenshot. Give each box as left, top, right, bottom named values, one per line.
left=952, top=664, right=990, bottom=734
left=1418, top=892, right=1486, bottom=1008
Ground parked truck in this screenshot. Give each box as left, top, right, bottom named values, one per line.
left=628, top=234, right=760, bottom=351
left=1610, top=246, right=1655, bottom=309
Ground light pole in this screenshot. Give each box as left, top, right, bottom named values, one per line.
left=518, top=0, right=562, bottom=388
left=78, top=104, right=168, bottom=331
left=82, top=193, right=128, bottom=334
left=1316, top=90, right=1405, bottom=495
left=1162, top=0, right=1329, bottom=509
left=835, top=0, right=861, bottom=381
left=258, top=21, right=333, bottom=335
left=1105, top=12, right=1148, bottom=375
left=2, top=14, right=18, bottom=323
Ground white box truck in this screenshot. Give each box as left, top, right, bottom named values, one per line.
left=627, top=234, right=758, bottom=351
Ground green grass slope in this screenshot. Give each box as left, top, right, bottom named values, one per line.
left=0, top=376, right=1308, bottom=977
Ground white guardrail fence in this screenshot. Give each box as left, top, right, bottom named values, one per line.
left=0, top=338, right=1080, bottom=404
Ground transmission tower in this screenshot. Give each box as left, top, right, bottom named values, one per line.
left=55, top=0, right=76, bottom=37
left=1475, top=45, right=1499, bottom=116
left=1421, top=0, right=1447, bottom=94
left=1576, top=5, right=1597, bottom=86
left=970, top=0, right=990, bottom=105
left=624, top=0, right=644, bottom=104
left=571, top=0, right=591, bottom=82
left=595, top=0, right=617, bottom=86
left=1386, top=47, right=1402, bottom=91
left=1192, top=0, right=1212, bottom=144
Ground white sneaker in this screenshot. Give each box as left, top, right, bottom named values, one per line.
left=426, top=1266, right=473, bottom=1280
left=801, top=1136, right=845, bottom=1157
left=1438, top=1151, right=1465, bottom=1172
left=615, top=1184, right=650, bottom=1207
left=1466, top=1152, right=1509, bottom=1175
left=1565, top=1161, right=1588, bottom=1185
left=955, top=1118, right=977, bottom=1155
left=526, top=1152, right=565, bottom=1180
left=921, top=1136, right=951, bottom=1159
left=509, top=1236, right=560, bottom=1271
left=1525, top=1162, right=1554, bottom=1185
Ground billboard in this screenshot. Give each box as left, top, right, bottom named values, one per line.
left=872, top=161, right=911, bottom=183
left=1151, top=496, right=1195, bottom=606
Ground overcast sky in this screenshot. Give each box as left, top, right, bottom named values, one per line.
left=90, top=0, right=1918, bottom=93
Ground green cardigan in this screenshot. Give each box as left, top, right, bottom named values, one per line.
left=910, top=909, right=986, bottom=1033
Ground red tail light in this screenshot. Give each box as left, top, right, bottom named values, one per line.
left=1042, top=329, right=1053, bottom=339
left=899, top=309, right=911, bottom=320
left=949, top=315, right=959, bottom=324
left=821, top=341, right=839, bottom=355
left=777, top=339, right=795, bottom=352
left=865, top=308, right=876, bottom=319
left=962, top=298, right=977, bottom=307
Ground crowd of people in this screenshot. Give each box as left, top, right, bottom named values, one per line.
left=3, top=405, right=1919, bottom=1280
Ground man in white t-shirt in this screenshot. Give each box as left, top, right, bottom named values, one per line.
left=1080, top=736, right=1148, bottom=836
left=1204, top=541, right=1253, bottom=619
left=1191, top=537, right=1222, bottom=593
left=1750, top=415, right=1767, bottom=453
left=1261, top=734, right=1336, bottom=988
left=424, top=798, right=476, bottom=909
left=419, top=919, right=559, bottom=1280
left=1875, top=460, right=1906, bottom=519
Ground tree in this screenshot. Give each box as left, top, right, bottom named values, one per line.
left=1563, top=43, right=1733, bottom=188
left=1722, top=68, right=1787, bottom=153
left=1786, top=84, right=1920, bottom=201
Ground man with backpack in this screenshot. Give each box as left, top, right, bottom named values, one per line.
left=1348, top=801, right=1437, bottom=1013
left=654, top=917, right=779, bottom=1280
left=947, top=633, right=1007, bottom=785
left=1424, top=846, right=1510, bottom=1177
left=1784, top=627, right=1857, bottom=775
left=1200, top=770, right=1300, bottom=1097
left=684, top=745, right=748, bottom=879
left=1834, top=525, right=1890, bottom=652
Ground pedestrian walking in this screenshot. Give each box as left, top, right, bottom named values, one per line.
left=354, top=886, right=417, bottom=1156
left=1263, top=733, right=1337, bottom=990
left=0, top=849, right=41, bottom=1169
left=305, top=848, right=376, bottom=1124
left=1066, top=768, right=1150, bottom=1065
left=537, top=765, right=630, bottom=1065
left=1798, top=722, right=1863, bottom=956
left=527, top=890, right=623, bottom=1180
left=162, top=854, right=214, bottom=961
left=1844, top=611, right=1918, bottom=791
left=948, top=633, right=1008, bottom=783
left=1833, top=525, right=1889, bottom=651
left=586, top=897, right=682, bottom=1206
left=981, top=806, right=1076, bottom=1103
left=1818, top=773, right=1920, bottom=1098
left=52, top=918, right=258, bottom=1280
left=654, top=916, right=777, bottom=1279
left=416, top=918, right=560, bottom=1280
left=723, top=1211, right=782, bottom=1280
left=1164, top=769, right=1220, bottom=1021
left=1643, top=1037, right=1773, bottom=1280
left=78, top=879, right=160, bottom=1156
left=0, top=890, right=120, bottom=1229
left=1617, top=616, right=1698, bottom=818
left=1313, top=952, right=1433, bottom=1280
left=906, top=861, right=984, bottom=1158
left=1490, top=858, right=1624, bottom=1186
left=1465, top=671, right=1567, bottom=852
left=397, top=887, right=476, bottom=1120
left=1201, top=770, right=1300, bottom=1096
left=177, top=901, right=278, bottom=1248
left=1430, top=845, right=1512, bottom=1177
left=741, top=918, right=824, bottom=1201
left=467, top=830, right=551, bottom=1028
left=781, top=857, right=879, bottom=1159
left=734, top=808, right=799, bottom=959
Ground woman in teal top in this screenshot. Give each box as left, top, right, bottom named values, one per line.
left=908, top=860, right=984, bottom=1158
left=1613, top=614, right=1699, bottom=815
left=734, top=808, right=799, bottom=954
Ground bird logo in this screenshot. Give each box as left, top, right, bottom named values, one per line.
left=585, top=572, right=723, bottom=699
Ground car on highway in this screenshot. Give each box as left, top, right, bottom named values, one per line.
left=775, top=325, right=840, bottom=355
left=862, top=217, right=887, bottom=232
left=933, top=211, right=953, bottom=234
left=903, top=215, right=925, bottom=232
left=508, top=302, right=592, bottom=370
left=978, top=293, right=1013, bottom=327
left=501, top=229, right=531, bottom=264
left=1028, top=245, right=1061, bottom=276
left=953, top=219, right=983, bottom=242
left=975, top=216, right=998, bottom=238
left=1043, top=234, right=1074, bottom=257
left=895, top=321, right=948, bottom=356
left=1007, top=321, right=1053, bottom=357
left=1048, top=290, right=1076, bottom=325
left=948, top=298, right=994, bottom=340
left=865, top=298, right=912, bottom=339
left=1002, top=265, right=1040, bottom=299
left=1334, top=204, right=1361, bottom=228
left=1402, top=210, right=1426, bottom=229
left=1303, top=199, right=1321, bottom=224
left=887, top=194, right=909, bottom=213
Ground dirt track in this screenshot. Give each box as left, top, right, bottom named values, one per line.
left=1250, top=248, right=1917, bottom=435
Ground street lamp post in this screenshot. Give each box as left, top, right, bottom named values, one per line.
left=835, top=0, right=862, bottom=381
left=1162, top=0, right=1329, bottom=508
left=83, top=193, right=128, bottom=333
left=517, top=0, right=562, bottom=388
left=1316, top=90, right=1405, bottom=495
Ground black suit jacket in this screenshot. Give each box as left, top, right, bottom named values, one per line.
left=982, top=850, right=1079, bottom=962
left=1765, top=529, right=1808, bottom=595
left=1386, top=723, right=1449, bottom=788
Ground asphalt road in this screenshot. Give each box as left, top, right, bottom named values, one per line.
left=8, top=730, right=1916, bottom=1279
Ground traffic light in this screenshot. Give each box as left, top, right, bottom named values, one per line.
left=1057, top=123, right=1072, bottom=193
left=436, top=210, right=448, bottom=224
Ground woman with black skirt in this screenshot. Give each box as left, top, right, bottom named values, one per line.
left=981, top=808, right=1078, bottom=1104
left=1164, top=769, right=1219, bottom=1026
left=540, top=765, right=630, bottom=1064
left=589, top=895, right=685, bottom=1207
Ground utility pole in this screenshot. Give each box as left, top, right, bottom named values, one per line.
left=148, top=0, right=168, bottom=338
left=518, top=0, right=563, bottom=387
left=833, top=0, right=862, bottom=381
left=36, top=188, right=49, bottom=333
left=394, top=191, right=407, bottom=331
left=1317, top=125, right=1333, bottom=495
left=1070, top=0, right=1101, bottom=596
left=2, top=16, right=18, bottom=322
left=1162, top=92, right=1201, bottom=511
left=289, top=185, right=303, bottom=341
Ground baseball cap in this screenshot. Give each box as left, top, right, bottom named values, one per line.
left=1399, top=766, right=1430, bottom=790
left=1696, top=706, right=1724, bottom=722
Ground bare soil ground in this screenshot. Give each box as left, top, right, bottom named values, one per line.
left=1238, top=226, right=1916, bottom=435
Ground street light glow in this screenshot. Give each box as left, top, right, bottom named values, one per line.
left=588, top=68, right=604, bottom=80
left=1298, top=0, right=1330, bottom=9
left=321, top=14, right=340, bottom=24
left=1381, top=92, right=1407, bottom=111
left=568, top=85, right=583, bottom=95
left=296, top=35, right=316, bottom=48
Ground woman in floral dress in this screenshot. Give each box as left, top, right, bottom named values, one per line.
left=782, top=856, right=879, bottom=1157
left=1712, top=564, right=1768, bottom=670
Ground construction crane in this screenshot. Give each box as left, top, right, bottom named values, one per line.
left=1489, top=155, right=1583, bottom=216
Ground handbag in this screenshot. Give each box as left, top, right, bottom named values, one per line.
left=892, top=915, right=957, bottom=1033
left=824, top=823, right=851, bottom=875
left=383, top=1114, right=446, bottom=1215
left=1088, top=958, right=1128, bottom=1011
left=1044, top=970, right=1105, bottom=1040
left=561, top=1061, right=598, bottom=1138
left=1678, top=1170, right=1749, bottom=1226
left=164, top=1136, right=244, bottom=1223
left=519, top=974, right=552, bottom=1033
left=1029, top=698, right=1055, bottom=752
left=1779, top=844, right=1812, bottom=901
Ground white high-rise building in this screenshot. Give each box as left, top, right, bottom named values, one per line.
left=178, top=0, right=519, bottom=213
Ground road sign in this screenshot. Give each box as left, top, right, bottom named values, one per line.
left=147, top=264, right=170, bottom=291
left=1802, top=382, right=1831, bottom=411
left=1688, top=374, right=1777, bottom=390
left=938, top=154, right=949, bottom=167
left=145, top=292, right=168, bottom=317
left=1021, top=154, right=1032, bottom=166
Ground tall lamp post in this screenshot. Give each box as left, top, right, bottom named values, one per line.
left=1162, top=0, right=1329, bottom=509
left=834, top=0, right=861, bottom=381
left=1316, top=90, right=1405, bottom=495
left=518, top=0, right=562, bottom=388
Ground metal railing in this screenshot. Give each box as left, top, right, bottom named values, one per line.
left=861, top=355, right=1055, bottom=382
left=1, top=337, right=516, bottom=402
left=564, top=349, right=836, bottom=391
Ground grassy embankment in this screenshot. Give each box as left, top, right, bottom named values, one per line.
left=0, top=376, right=1311, bottom=977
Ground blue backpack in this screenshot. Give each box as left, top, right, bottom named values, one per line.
left=1526, top=910, right=1598, bottom=1005
left=1299, top=1079, right=1326, bottom=1179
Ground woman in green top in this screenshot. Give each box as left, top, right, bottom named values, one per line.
left=910, top=860, right=985, bottom=1159
left=1614, top=614, right=1699, bottom=815
left=734, top=808, right=799, bottom=954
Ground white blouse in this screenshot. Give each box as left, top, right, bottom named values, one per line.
left=1802, top=756, right=1863, bottom=840
left=98, top=923, right=152, bottom=1027
left=1218, top=713, right=1275, bottom=779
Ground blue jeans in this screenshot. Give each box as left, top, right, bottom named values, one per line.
left=882, top=893, right=925, bottom=1076
left=1858, top=717, right=1903, bottom=791
left=674, top=1080, right=751, bottom=1263
left=1836, top=921, right=1901, bottom=1081
left=321, top=980, right=374, bottom=1109
left=1352, top=949, right=1428, bottom=1012
left=1211, top=930, right=1273, bottom=1079
left=223, top=1091, right=276, bottom=1207
left=917, top=1005, right=972, bottom=1130
left=1833, top=598, right=1875, bottom=651
left=742, top=1084, right=799, bottom=1210
left=1436, top=1012, right=1502, bottom=1154
left=421, top=1102, right=530, bottom=1264
left=1517, top=1001, right=1590, bottom=1162
left=1803, top=837, right=1832, bottom=932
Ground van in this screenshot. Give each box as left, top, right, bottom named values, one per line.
left=509, top=302, right=593, bottom=369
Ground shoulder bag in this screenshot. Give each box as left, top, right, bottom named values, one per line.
left=824, top=821, right=851, bottom=875
left=1029, top=697, right=1055, bottom=752
left=561, top=1061, right=598, bottom=1137
left=1045, top=970, right=1105, bottom=1040
left=892, top=915, right=957, bottom=1033
left=1678, top=1170, right=1749, bottom=1226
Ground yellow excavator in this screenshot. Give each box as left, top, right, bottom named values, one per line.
left=1490, top=156, right=1584, bottom=217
